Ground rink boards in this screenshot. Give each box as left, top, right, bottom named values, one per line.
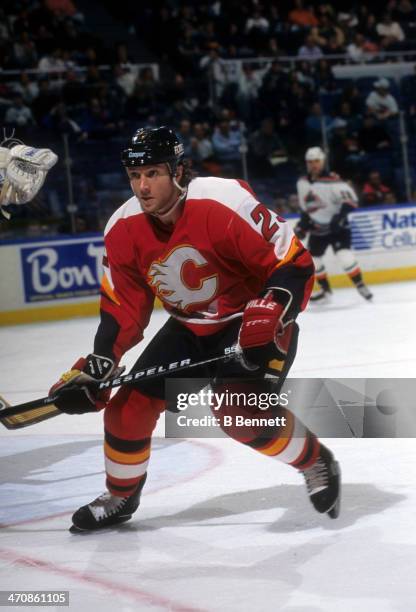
left=0, top=204, right=415, bottom=325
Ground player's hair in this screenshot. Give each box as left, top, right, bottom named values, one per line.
left=179, top=158, right=194, bottom=188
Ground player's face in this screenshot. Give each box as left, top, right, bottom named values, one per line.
left=126, top=163, right=180, bottom=215
left=306, top=159, right=324, bottom=177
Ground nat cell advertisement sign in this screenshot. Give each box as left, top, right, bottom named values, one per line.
left=20, top=237, right=104, bottom=302
left=351, top=206, right=416, bottom=251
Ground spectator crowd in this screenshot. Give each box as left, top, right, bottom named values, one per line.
left=2, top=0, right=416, bottom=233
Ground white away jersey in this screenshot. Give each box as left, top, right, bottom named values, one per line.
left=296, top=173, right=358, bottom=231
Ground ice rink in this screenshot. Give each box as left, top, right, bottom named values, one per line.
left=1, top=280, right=416, bottom=611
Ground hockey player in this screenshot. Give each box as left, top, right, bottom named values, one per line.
left=295, top=146, right=373, bottom=301
left=50, top=127, right=341, bottom=531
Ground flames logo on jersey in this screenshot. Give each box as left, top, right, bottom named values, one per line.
left=147, top=245, right=218, bottom=312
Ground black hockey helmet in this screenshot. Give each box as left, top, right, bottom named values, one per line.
left=121, top=126, right=184, bottom=175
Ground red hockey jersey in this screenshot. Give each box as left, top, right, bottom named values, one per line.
left=98, top=176, right=313, bottom=360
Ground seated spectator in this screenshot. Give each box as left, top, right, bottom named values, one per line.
left=295, top=61, right=316, bottom=89
left=44, top=102, right=86, bottom=140
left=333, top=101, right=361, bottom=132
left=177, top=24, right=201, bottom=74
left=191, top=123, right=213, bottom=157
left=113, top=64, right=137, bottom=97
left=164, top=98, right=192, bottom=126
left=358, top=117, right=392, bottom=152
left=220, top=22, right=247, bottom=54
left=376, top=11, right=405, bottom=49
left=361, top=12, right=379, bottom=45
left=315, top=58, right=335, bottom=92
left=311, top=14, right=345, bottom=53
left=199, top=20, right=218, bottom=51
left=199, top=47, right=227, bottom=100
left=248, top=118, right=287, bottom=177
left=236, top=62, right=267, bottom=122
left=265, top=36, right=284, bottom=58
left=38, top=48, right=66, bottom=73
left=393, top=0, right=416, bottom=22
left=81, top=46, right=100, bottom=67
left=337, top=11, right=359, bottom=30
left=259, top=61, right=289, bottom=109
left=5, top=95, right=36, bottom=127
left=0, top=9, right=10, bottom=44
left=177, top=119, right=193, bottom=157
left=347, top=33, right=377, bottom=62
left=136, top=67, right=158, bottom=96
left=316, top=3, right=335, bottom=19
left=297, top=34, right=323, bottom=59
left=362, top=171, right=396, bottom=205
left=212, top=119, right=242, bottom=172
left=190, top=123, right=216, bottom=171
left=341, top=83, right=364, bottom=116
left=288, top=0, right=318, bottom=28
left=11, top=72, right=39, bottom=104
left=366, top=79, right=399, bottom=120
left=78, top=97, right=118, bottom=140
left=12, top=31, right=38, bottom=68
left=61, top=49, right=77, bottom=71
left=245, top=9, right=270, bottom=51
left=284, top=82, right=314, bottom=146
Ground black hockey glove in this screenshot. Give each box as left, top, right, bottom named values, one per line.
left=49, top=354, right=124, bottom=414
left=330, top=203, right=354, bottom=234
left=329, top=213, right=349, bottom=233
left=294, top=212, right=313, bottom=240
left=293, top=222, right=307, bottom=240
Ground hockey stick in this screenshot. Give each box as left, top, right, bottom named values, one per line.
left=0, top=345, right=238, bottom=428
left=0, top=395, right=61, bottom=430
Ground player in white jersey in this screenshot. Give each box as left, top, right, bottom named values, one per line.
left=294, top=146, right=373, bottom=301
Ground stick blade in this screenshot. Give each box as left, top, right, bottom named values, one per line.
left=0, top=395, right=61, bottom=429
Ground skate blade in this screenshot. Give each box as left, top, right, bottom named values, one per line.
left=69, top=514, right=133, bottom=533
left=327, top=496, right=340, bottom=519
left=357, top=286, right=373, bottom=301
left=309, top=292, right=331, bottom=304
left=327, top=460, right=341, bottom=519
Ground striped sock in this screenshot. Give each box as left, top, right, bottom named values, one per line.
left=104, top=430, right=151, bottom=497
left=244, top=410, right=321, bottom=470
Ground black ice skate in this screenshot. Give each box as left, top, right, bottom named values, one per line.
left=310, top=276, right=332, bottom=302
left=70, top=475, right=146, bottom=532
left=309, top=288, right=332, bottom=302
left=302, top=445, right=341, bottom=518
left=356, top=282, right=373, bottom=301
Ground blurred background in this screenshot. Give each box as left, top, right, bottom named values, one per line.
left=1, top=0, right=416, bottom=236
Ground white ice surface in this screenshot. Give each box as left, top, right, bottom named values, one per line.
left=1, top=281, right=416, bottom=611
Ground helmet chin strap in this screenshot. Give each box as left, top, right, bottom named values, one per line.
left=150, top=166, right=187, bottom=222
